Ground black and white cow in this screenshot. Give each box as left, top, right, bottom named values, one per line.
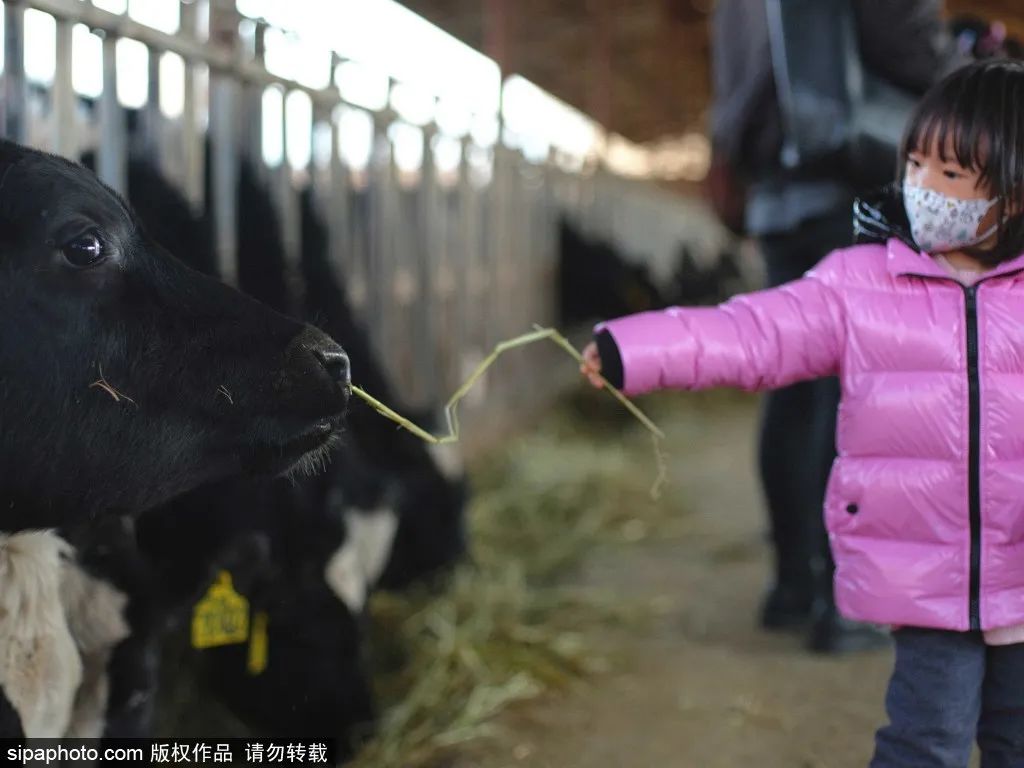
left=557, top=216, right=665, bottom=326
left=136, top=442, right=393, bottom=755
left=665, top=243, right=746, bottom=307
left=298, top=186, right=468, bottom=589
left=0, top=140, right=351, bottom=738
left=81, top=154, right=466, bottom=747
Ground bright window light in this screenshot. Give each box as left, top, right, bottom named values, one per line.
left=432, top=134, right=462, bottom=175
left=72, top=24, right=103, bottom=98
left=235, top=0, right=270, bottom=18
left=336, top=60, right=389, bottom=112
left=117, top=38, right=149, bottom=108
left=390, top=81, right=434, bottom=126
left=159, top=52, right=185, bottom=117
left=332, top=0, right=499, bottom=115
left=265, top=27, right=331, bottom=91
left=263, top=28, right=295, bottom=82
left=521, top=135, right=550, bottom=164
left=503, top=75, right=600, bottom=162
left=605, top=134, right=650, bottom=178
left=467, top=143, right=493, bottom=187
left=261, top=86, right=284, bottom=167
left=129, top=0, right=179, bottom=34
left=237, top=0, right=500, bottom=119
left=470, top=114, right=499, bottom=148
left=92, top=0, right=128, bottom=14
left=388, top=121, right=423, bottom=173
left=286, top=90, right=313, bottom=170
left=312, top=120, right=333, bottom=169
left=235, top=0, right=288, bottom=22
left=651, top=132, right=712, bottom=181
left=337, top=105, right=374, bottom=170
left=24, top=10, right=56, bottom=86
left=435, top=97, right=472, bottom=138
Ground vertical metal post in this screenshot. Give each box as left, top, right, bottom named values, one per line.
left=458, top=138, right=489, bottom=418
left=98, top=31, right=127, bottom=193
left=140, top=43, right=163, bottom=163
left=415, top=121, right=438, bottom=407
left=2, top=0, right=26, bottom=143
left=180, top=0, right=205, bottom=211
left=489, top=143, right=510, bottom=413
left=209, top=77, right=239, bottom=285
left=389, top=127, right=418, bottom=404
left=368, top=106, right=396, bottom=386
left=52, top=17, right=76, bottom=158
left=327, top=61, right=352, bottom=301
left=241, top=18, right=266, bottom=171
left=209, top=0, right=240, bottom=285
left=276, top=88, right=302, bottom=313
left=455, top=134, right=475, bottom=402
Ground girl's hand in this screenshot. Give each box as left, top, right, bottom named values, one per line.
left=580, top=342, right=605, bottom=389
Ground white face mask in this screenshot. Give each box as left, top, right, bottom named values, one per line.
left=903, top=180, right=1000, bottom=253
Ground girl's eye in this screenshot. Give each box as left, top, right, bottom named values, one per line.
left=908, top=157, right=922, bottom=168
left=61, top=232, right=106, bottom=268
left=943, top=170, right=963, bottom=180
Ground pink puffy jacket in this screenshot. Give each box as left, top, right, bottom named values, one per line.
left=596, top=238, right=1024, bottom=632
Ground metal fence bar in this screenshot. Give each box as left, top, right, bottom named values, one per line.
left=140, top=41, right=163, bottom=162
left=179, top=0, right=204, bottom=211
left=209, top=73, right=238, bottom=285
left=414, top=123, right=438, bottom=407
left=327, top=104, right=353, bottom=309
left=97, top=31, right=126, bottom=193
left=24, top=0, right=339, bottom=107
left=3, top=0, right=27, bottom=143
left=51, top=17, right=76, bottom=158
left=276, top=91, right=302, bottom=313
left=3, top=0, right=700, bottom=438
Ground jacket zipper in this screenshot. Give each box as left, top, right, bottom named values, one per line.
left=898, top=270, right=1024, bottom=631
left=963, top=284, right=982, bottom=631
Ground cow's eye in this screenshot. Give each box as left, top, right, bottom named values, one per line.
left=61, top=232, right=106, bottom=268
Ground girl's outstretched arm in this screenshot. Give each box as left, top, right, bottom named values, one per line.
left=594, top=251, right=846, bottom=397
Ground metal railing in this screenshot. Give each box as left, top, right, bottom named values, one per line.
left=0, top=0, right=715, bottom=440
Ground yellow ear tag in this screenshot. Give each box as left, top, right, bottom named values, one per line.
left=190, top=571, right=250, bottom=649
left=247, top=611, right=269, bottom=675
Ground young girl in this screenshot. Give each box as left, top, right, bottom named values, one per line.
left=581, top=59, right=1024, bottom=766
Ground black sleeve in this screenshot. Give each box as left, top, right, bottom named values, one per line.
left=595, top=329, right=624, bottom=390
left=853, top=0, right=968, bottom=94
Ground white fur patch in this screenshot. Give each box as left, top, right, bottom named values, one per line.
left=323, top=507, right=398, bottom=613
left=61, top=561, right=130, bottom=738
left=0, top=531, right=131, bottom=739
left=0, top=531, right=82, bottom=737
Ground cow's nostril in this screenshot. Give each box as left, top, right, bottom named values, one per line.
left=313, top=347, right=351, bottom=388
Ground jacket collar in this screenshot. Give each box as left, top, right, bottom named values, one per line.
left=886, top=238, right=1024, bottom=282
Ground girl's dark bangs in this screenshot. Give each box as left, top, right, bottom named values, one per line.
left=901, top=78, right=990, bottom=176
left=909, top=110, right=987, bottom=172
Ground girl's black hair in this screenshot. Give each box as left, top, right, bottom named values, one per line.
left=899, top=59, right=1024, bottom=266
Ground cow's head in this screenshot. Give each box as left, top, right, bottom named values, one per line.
left=0, top=141, right=349, bottom=530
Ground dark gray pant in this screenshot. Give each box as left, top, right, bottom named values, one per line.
left=872, top=628, right=1024, bottom=768
left=757, top=209, right=850, bottom=605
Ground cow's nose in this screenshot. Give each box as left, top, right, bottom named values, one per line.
left=313, top=346, right=351, bottom=388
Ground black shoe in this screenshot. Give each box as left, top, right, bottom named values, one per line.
left=759, top=583, right=814, bottom=630
left=807, top=604, right=891, bottom=654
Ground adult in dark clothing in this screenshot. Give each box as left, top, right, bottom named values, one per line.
left=710, top=0, right=965, bottom=653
